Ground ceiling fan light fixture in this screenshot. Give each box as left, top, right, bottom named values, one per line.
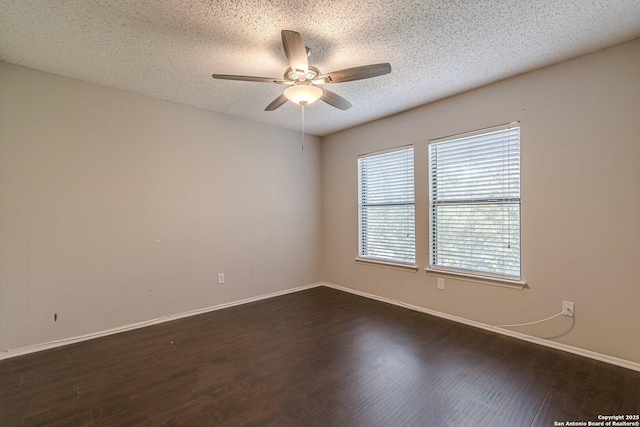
left=284, top=84, right=322, bottom=105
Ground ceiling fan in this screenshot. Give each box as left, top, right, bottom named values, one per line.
left=212, top=30, right=391, bottom=111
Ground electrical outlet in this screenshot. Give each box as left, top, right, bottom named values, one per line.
left=562, top=301, right=574, bottom=317
left=217, top=273, right=225, bottom=284
left=437, top=278, right=445, bottom=290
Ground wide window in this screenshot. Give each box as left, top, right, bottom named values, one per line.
left=358, top=147, right=415, bottom=264
left=428, top=124, right=521, bottom=280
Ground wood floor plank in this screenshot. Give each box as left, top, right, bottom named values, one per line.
left=0, top=286, right=637, bottom=426
left=530, top=354, right=594, bottom=426
left=623, top=373, right=640, bottom=413
left=579, top=362, right=633, bottom=420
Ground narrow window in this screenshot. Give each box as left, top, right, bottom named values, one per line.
left=358, top=147, right=415, bottom=264
left=429, top=124, right=521, bottom=279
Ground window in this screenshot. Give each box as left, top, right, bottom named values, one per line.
left=429, top=124, right=521, bottom=280
left=358, top=147, right=415, bottom=264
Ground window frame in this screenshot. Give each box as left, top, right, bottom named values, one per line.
left=427, top=123, right=524, bottom=286
left=356, top=146, right=417, bottom=270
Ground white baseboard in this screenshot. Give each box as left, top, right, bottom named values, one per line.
left=4, top=281, right=639, bottom=373
left=0, top=282, right=323, bottom=361
left=319, top=281, right=640, bottom=373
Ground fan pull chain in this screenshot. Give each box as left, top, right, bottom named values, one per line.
left=301, top=101, right=306, bottom=150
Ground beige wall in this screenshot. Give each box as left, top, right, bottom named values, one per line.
left=2, top=38, right=639, bottom=366
left=0, top=63, right=322, bottom=351
left=321, top=39, right=640, bottom=364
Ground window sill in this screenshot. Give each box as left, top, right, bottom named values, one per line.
left=425, top=268, right=527, bottom=289
left=355, top=257, right=419, bottom=272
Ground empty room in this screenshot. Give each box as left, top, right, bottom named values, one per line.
left=1, top=1, right=640, bottom=426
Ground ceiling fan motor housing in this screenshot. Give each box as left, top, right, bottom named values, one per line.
left=285, top=66, right=321, bottom=82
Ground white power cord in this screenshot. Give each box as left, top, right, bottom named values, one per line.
left=493, top=310, right=569, bottom=328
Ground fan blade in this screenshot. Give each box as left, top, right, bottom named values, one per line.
left=313, top=63, right=391, bottom=84
left=212, top=74, right=288, bottom=84
left=320, top=88, right=352, bottom=110
left=281, top=30, right=308, bottom=73
left=265, top=94, right=289, bottom=111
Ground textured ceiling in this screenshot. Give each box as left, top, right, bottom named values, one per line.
left=1, top=1, right=640, bottom=136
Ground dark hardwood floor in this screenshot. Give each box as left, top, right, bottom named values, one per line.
left=1, top=286, right=638, bottom=426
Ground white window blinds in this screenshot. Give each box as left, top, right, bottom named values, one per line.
left=429, top=125, right=520, bottom=279
left=358, top=147, right=415, bottom=264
